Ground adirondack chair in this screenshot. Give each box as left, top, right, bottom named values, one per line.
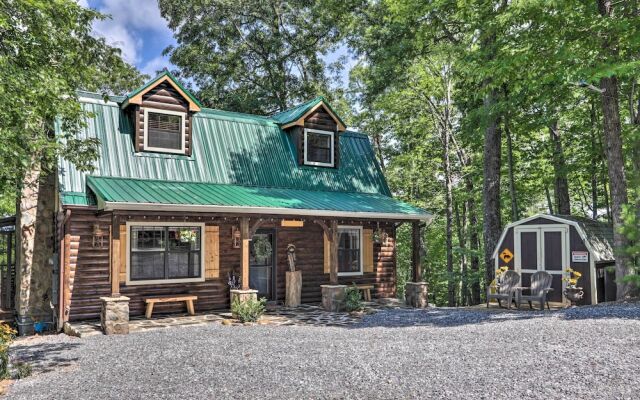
left=486, top=270, right=520, bottom=309
left=515, top=271, right=554, bottom=311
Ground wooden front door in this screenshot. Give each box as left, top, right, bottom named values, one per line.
left=249, top=230, right=276, bottom=300
left=515, top=225, right=568, bottom=303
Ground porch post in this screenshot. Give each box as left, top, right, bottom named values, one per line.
left=240, top=217, right=250, bottom=290
left=100, top=213, right=130, bottom=335
left=406, top=221, right=428, bottom=308
left=110, top=214, right=120, bottom=297
left=329, top=219, right=339, bottom=285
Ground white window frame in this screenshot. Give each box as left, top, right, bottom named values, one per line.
left=337, top=225, right=363, bottom=277
left=304, top=128, right=334, bottom=167
left=143, top=108, right=187, bottom=154
left=126, top=221, right=206, bottom=286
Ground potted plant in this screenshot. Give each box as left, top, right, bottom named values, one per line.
left=562, top=268, right=584, bottom=306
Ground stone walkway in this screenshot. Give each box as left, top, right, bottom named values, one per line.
left=65, top=299, right=408, bottom=337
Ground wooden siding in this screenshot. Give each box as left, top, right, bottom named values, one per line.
left=63, top=209, right=397, bottom=321
left=133, top=81, right=193, bottom=155
left=289, top=105, right=340, bottom=168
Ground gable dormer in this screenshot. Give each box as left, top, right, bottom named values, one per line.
left=121, top=71, right=201, bottom=156
left=272, top=97, right=347, bottom=168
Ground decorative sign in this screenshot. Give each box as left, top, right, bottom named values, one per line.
left=571, top=251, right=589, bottom=263
left=499, top=248, right=514, bottom=264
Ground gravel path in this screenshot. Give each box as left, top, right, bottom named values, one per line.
left=7, top=303, right=640, bottom=399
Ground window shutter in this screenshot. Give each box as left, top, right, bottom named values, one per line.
left=119, top=225, right=127, bottom=284
left=323, top=232, right=330, bottom=274
left=205, top=226, right=220, bottom=279
left=363, top=229, right=374, bottom=273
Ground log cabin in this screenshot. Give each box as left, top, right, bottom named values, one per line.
left=16, top=71, right=432, bottom=334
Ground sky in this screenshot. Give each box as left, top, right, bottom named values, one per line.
left=81, top=0, right=352, bottom=84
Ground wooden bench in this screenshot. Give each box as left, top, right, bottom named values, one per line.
left=355, top=284, right=374, bottom=302
left=144, top=295, right=198, bottom=319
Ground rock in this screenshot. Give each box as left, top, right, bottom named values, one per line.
left=100, top=296, right=130, bottom=335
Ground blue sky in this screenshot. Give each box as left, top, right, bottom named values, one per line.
left=81, top=0, right=352, bottom=84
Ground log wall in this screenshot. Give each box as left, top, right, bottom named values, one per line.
left=63, top=208, right=397, bottom=321
left=290, top=105, right=340, bottom=168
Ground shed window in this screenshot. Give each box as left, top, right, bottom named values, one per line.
left=304, top=128, right=334, bottom=167
left=143, top=109, right=186, bottom=154
left=338, top=226, right=362, bottom=276
left=128, top=224, right=204, bottom=284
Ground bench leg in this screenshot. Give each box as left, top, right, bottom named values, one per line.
left=364, top=289, right=371, bottom=302
left=145, top=303, right=154, bottom=319
left=186, top=300, right=195, bottom=315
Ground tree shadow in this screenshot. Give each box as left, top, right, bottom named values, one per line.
left=10, top=340, right=81, bottom=374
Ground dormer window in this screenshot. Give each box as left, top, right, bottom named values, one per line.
left=143, top=109, right=186, bottom=154
left=304, top=128, right=334, bottom=167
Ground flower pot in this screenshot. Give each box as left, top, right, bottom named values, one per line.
left=563, top=286, right=584, bottom=306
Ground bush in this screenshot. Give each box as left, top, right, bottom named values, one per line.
left=345, top=285, right=363, bottom=312
left=231, top=297, right=267, bottom=323
left=14, top=362, right=32, bottom=379
left=0, top=323, right=16, bottom=379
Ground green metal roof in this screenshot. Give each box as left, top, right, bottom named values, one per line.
left=271, top=96, right=346, bottom=128
left=123, top=70, right=203, bottom=109
left=86, top=176, right=429, bottom=219
left=57, top=92, right=429, bottom=219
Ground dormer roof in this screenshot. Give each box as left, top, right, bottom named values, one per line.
left=271, top=96, right=347, bottom=131
left=121, top=70, right=202, bottom=112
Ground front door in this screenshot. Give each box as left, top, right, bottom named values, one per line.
left=515, top=225, right=568, bottom=303
left=249, top=230, right=276, bottom=300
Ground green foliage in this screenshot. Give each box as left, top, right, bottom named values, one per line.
left=0, top=323, right=16, bottom=379
left=13, top=362, right=32, bottom=379
left=231, top=297, right=267, bottom=323
left=0, top=0, right=144, bottom=207
left=159, top=0, right=359, bottom=114
left=344, top=285, right=363, bottom=312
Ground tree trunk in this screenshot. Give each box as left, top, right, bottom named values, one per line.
left=482, top=89, right=502, bottom=285
left=549, top=121, right=571, bottom=215
left=599, top=75, right=635, bottom=299
left=505, top=117, right=518, bottom=221
left=590, top=102, right=599, bottom=219
left=455, top=201, right=469, bottom=306
left=545, top=184, right=554, bottom=214
left=443, top=129, right=455, bottom=307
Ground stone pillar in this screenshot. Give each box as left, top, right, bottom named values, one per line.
left=100, top=296, right=130, bottom=335
left=321, top=284, right=346, bottom=312
left=15, top=167, right=56, bottom=336
left=405, top=282, right=429, bottom=308
left=230, top=289, right=258, bottom=318
left=285, top=271, right=302, bottom=307
left=240, top=218, right=250, bottom=290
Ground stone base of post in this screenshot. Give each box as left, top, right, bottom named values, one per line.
left=405, top=282, right=429, bottom=308
left=15, top=315, right=34, bottom=336
left=100, top=296, right=130, bottom=335
left=321, top=284, right=347, bottom=312
left=230, top=289, right=258, bottom=305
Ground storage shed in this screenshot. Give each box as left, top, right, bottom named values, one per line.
left=492, top=214, right=615, bottom=305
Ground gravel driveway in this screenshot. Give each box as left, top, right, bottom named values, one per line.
left=7, top=303, right=640, bottom=399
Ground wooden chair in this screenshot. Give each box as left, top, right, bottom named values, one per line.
left=486, top=270, right=520, bottom=309
left=516, top=271, right=554, bottom=311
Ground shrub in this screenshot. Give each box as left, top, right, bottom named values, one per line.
left=14, top=362, right=32, bottom=379
left=345, top=285, right=363, bottom=312
left=0, top=323, right=16, bottom=379
left=232, top=297, right=267, bottom=323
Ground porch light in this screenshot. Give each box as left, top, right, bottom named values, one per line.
left=232, top=226, right=241, bottom=248
left=92, top=223, right=108, bottom=248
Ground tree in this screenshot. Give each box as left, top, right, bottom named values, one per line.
left=159, top=0, right=356, bottom=114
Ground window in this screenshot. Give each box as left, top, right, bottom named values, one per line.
left=304, top=128, right=334, bottom=167
left=143, top=109, right=186, bottom=154
left=338, top=226, right=362, bottom=276
left=127, top=223, right=204, bottom=285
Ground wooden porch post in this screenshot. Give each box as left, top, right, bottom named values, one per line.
left=110, top=215, right=120, bottom=297
left=412, top=221, right=422, bottom=282
left=329, top=219, right=339, bottom=284
left=240, top=217, right=250, bottom=290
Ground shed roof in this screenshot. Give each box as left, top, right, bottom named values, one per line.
left=58, top=92, right=429, bottom=220
left=492, top=214, right=615, bottom=263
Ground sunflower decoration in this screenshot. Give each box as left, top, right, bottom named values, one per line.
left=562, top=268, right=582, bottom=288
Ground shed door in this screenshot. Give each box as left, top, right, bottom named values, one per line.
left=515, top=225, right=568, bottom=303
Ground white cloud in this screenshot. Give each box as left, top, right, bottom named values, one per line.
left=140, top=55, right=171, bottom=77
left=93, top=18, right=143, bottom=64
left=98, top=0, right=173, bottom=35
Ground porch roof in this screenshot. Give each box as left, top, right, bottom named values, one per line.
left=86, top=176, right=431, bottom=221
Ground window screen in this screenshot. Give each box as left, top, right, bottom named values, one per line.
left=147, top=112, right=183, bottom=150
left=305, top=130, right=333, bottom=165
left=130, top=226, right=201, bottom=281
left=338, top=228, right=361, bottom=274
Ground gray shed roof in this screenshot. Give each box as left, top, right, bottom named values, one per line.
left=554, top=215, right=615, bottom=263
